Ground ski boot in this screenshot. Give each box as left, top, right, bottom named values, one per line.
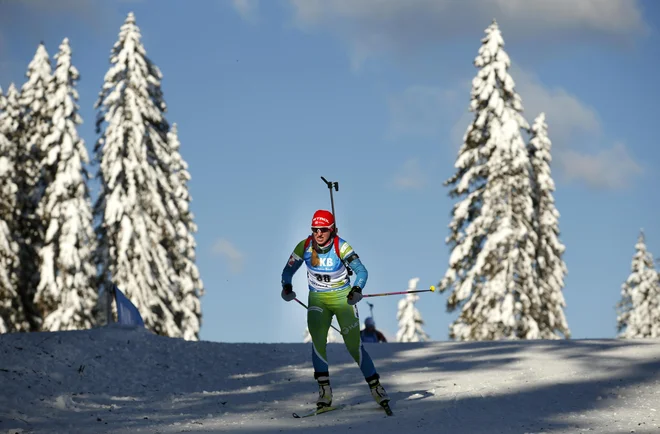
left=315, top=372, right=332, bottom=408
left=367, top=374, right=393, bottom=415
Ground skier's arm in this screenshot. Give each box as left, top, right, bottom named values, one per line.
left=347, top=255, right=367, bottom=289
left=339, top=241, right=368, bottom=289
left=281, top=240, right=305, bottom=287
left=377, top=331, right=387, bottom=342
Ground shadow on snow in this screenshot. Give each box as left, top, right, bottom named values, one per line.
left=1, top=327, right=659, bottom=433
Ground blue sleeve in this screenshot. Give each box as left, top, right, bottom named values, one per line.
left=281, top=240, right=306, bottom=287
left=281, top=257, right=303, bottom=287
left=347, top=255, right=368, bottom=289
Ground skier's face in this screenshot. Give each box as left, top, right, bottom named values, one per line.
left=311, top=226, right=333, bottom=246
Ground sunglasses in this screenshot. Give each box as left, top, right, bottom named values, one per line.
left=311, top=227, right=332, bottom=234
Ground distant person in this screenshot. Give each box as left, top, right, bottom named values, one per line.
left=280, top=209, right=391, bottom=410
left=360, top=317, right=387, bottom=343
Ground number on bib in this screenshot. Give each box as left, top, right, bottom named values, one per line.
left=315, top=274, right=331, bottom=283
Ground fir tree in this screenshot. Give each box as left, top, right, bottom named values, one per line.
left=396, top=277, right=430, bottom=342
left=616, top=230, right=660, bottom=338
left=32, top=38, right=98, bottom=331
left=0, top=84, right=27, bottom=332
left=94, top=12, right=184, bottom=337
left=161, top=124, right=204, bottom=340
left=17, top=42, right=53, bottom=331
left=527, top=113, right=570, bottom=339
left=0, top=86, right=27, bottom=333
left=436, top=20, right=538, bottom=341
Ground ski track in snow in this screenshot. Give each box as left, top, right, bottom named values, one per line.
left=1, top=325, right=659, bottom=433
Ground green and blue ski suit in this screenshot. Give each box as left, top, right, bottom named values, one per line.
left=281, top=235, right=379, bottom=382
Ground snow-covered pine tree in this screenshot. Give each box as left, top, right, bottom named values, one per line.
left=94, top=12, right=184, bottom=337
left=436, top=19, right=539, bottom=341
left=616, top=230, right=660, bottom=338
left=17, top=42, right=54, bottom=331
left=32, top=38, right=98, bottom=331
left=527, top=113, right=570, bottom=339
left=396, top=277, right=430, bottom=342
left=160, top=123, right=204, bottom=340
left=0, top=84, right=28, bottom=332
left=0, top=86, right=27, bottom=333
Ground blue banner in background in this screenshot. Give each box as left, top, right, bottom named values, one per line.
left=114, top=285, right=145, bottom=327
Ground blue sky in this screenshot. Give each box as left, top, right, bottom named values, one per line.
left=1, top=0, right=659, bottom=343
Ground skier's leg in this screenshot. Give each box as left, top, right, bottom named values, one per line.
left=307, top=292, right=333, bottom=372
left=331, top=289, right=377, bottom=379
left=332, top=288, right=390, bottom=405
left=307, top=291, right=334, bottom=406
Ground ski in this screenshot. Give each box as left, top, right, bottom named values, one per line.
left=292, top=404, right=346, bottom=418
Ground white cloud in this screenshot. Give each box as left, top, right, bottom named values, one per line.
left=287, top=0, right=647, bottom=68
left=390, top=62, right=642, bottom=190
left=392, top=61, right=602, bottom=148
left=286, top=0, right=647, bottom=191
left=505, top=65, right=642, bottom=189
left=0, top=0, right=120, bottom=42
left=512, top=65, right=601, bottom=144
left=391, top=158, right=426, bottom=191
left=231, top=0, right=260, bottom=23
left=449, top=64, right=601, bottom=149
left=557, top=144, right=643, bottom=190
left=0, top=2, right=129, bottom=85
left=212, top=238, right=245, bottom=274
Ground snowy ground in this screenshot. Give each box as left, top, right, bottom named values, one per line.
left=1, top=326, right=659, bottom=434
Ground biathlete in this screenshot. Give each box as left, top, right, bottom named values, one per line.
left=281, top=209, right=390, bottom=409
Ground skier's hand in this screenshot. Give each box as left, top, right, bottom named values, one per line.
left=281, top=284, right=296, bottom=302
left=347, top=286, right=363, bottom=305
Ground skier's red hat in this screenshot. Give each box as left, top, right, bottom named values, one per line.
left=311, top=210, right=335, bottom=228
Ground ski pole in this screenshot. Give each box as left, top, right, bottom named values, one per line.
left=320, top=176, right=339, bottom=228
left=362, top=286, right=437, bottom=298
left=295, top=298, right=342, bottom=334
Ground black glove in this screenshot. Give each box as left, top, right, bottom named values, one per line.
left=281, top=283, right=296, bottom=302
left=347, top=286, right=363, bottom=305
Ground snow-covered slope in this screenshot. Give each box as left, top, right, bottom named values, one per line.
left=1, top=325, right=659, bottom=433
